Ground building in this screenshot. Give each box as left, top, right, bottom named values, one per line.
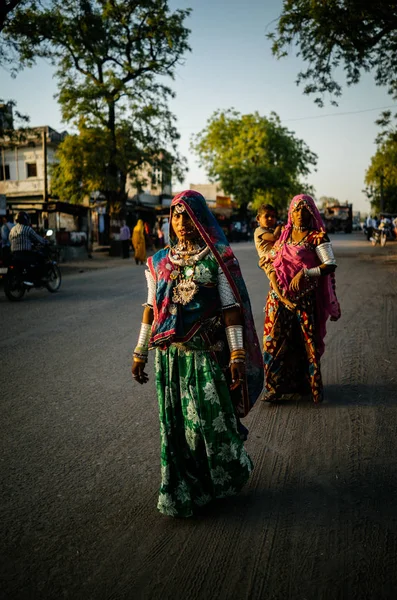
left=0, top=121, right=93, bottom=258
left=0, top=124, right=67, bottom=228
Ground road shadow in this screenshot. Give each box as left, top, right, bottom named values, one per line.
left=257, top=384, right=397, bottom=408
left=323, top=383, right=397, bottom=407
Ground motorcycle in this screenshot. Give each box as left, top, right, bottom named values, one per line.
left=370, top=226, right=388, bottom=247
left=2, top=230, right=62, bottom=301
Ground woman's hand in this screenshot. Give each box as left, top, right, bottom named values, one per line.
left=279, top=296, right=296, bottom=312
left=289, top=269, right=306, bottom=292
left=230, top=361, right=246, bottom=391
left=132, top=360, right=149, bottom=385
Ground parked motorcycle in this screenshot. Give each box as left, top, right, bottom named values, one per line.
left=2, top=230, right=62, bottom=301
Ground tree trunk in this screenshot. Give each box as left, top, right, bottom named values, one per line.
left=106, top=99, right=124, bottom=216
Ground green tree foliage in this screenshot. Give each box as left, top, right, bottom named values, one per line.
left=191, top=109, right=317, bottom=211
left=268, top=1, right=397, bottom=106
left=3, top=0, right=190, bottom=210
left=0, top=1, right=24, bottom=32
left=365, top=115, right=397, bottom=213
left=51, top=119, right=186, bottom=210
left=0, top=99, right=31, bottom=141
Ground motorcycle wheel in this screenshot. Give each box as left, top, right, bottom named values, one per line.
left=46, top=264, right=62, bottom=293
left=380, top=233, right=387, bottom=247
left=4, top=275, right=26, bottom=301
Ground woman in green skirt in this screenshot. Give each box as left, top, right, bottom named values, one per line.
left=132, top=191, right=263, bottom=517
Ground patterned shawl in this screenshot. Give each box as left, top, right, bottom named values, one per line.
left=147, top=189, right=263, bottom=415
left=272, top=194, right=341, bottom=356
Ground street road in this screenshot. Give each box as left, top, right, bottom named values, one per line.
left=1, top=234, right=397, bottom=600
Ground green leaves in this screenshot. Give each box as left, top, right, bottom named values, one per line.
left=365, top=118, right=397, bottom=213
left=3, top=1, right=191, bottom=210
left=191, top=109, right=317, bottom=211
left=269, top=1, right=397, bottom=106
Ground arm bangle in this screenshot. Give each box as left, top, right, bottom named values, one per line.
left=304, top=267, right=321, bottom=278
left=225, top=325, right=244, bottom=352
left=136, top=322, right=151, bottom=348
left=315, top=242, right=337, bottom=265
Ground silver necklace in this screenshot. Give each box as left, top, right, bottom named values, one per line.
left=169, top=245, right=209, bottom=267
left=292, top=225, right=309, bottom=232
left=169, top=244, right=210, bottom=305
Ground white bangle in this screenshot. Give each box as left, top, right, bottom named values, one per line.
left=136, top=322, right=151, bottom=349
left=304, top=267, right=321, bottom=278
left=316, top=242, right=337, bottom=265
left=225, top=325, right=244, bottom=352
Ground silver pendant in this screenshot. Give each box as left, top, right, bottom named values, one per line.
left=172, top=280, right=199, bottom=305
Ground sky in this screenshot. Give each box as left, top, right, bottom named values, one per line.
left=2, top=0, right=396, bottom=214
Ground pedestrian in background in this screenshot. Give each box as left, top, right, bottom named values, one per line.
left=161, top=218, right=170, bottom=246
left=262, top=194, right=341, bottom=404
left=132, top=219, right=146, bottom=265
left=119, top=221, right=131, bottom=259
left=131, top=190, right=263, bottom=517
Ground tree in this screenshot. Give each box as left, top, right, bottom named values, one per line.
left=3, top=0, right=190, bottom=210
left=0, top=1, right=24, bottom=32
left=268, top=1, right=397, bottom=106
left=51, top=119, right=187, bottom=210
left=0, top=99, right=31, bottom=140
left=191, top=109, right=317, bottom=212
left=364, top=127, right=397, bottom=214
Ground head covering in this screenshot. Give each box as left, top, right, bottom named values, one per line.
left=134, top=219, right=144, bottom=233
left=148, top=189, right=263, bottom=415
left=272, top=194, right=341, bottom=356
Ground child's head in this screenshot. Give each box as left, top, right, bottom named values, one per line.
left=256, top=204, right=277, bottom=229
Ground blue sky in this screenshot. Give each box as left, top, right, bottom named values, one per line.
left=2, top=0, right=396, bottom=213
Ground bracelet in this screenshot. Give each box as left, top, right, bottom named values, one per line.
left=304, top=267, right=321, bottom=278
left=230, top=358, right=245, bottom=365
left=133, top=355, right=147, bottom=364
left=225, top=325, right=244, bottom=352
left=230, top=349, right=246, bottom=360
left=137, top=322, right=151, bottom=348
left=315, top=242, right=337, bottom=265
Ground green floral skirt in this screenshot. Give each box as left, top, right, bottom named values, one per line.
left=154, top=338, right=253, bottom=517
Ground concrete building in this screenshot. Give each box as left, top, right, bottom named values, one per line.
left=0, top=124, right=67, bottom=228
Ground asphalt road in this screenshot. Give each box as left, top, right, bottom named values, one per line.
left=1, top=234, right=397, bottom=600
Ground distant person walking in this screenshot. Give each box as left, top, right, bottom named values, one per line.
left=366, top=215, right=375, bottom=241
left=161, top=218, right=170, bottom=246
left=261, top=195, right=341, bottom=404
left=119, top=221, right=131, bottom=259
left=132, top=219, right=146, bottom=265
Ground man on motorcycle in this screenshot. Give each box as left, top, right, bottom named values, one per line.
left=9, top=211, right=50, bottom=284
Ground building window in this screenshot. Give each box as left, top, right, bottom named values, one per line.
left=0, top=165, right=10, bottom=180
left=26, top=163, right=37, bottom=178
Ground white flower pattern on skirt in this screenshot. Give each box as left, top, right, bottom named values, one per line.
left=211, top=466, right=231, bottom=486
left=203, top=381, right=221, bottom=405
left=155, top=331, right=252, bottom=517
left=212, top=412, right=227, bottom=433
left=157, top=493, right=178, bottom=516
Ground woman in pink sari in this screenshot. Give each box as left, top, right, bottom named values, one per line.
left=261, top=194, right=341, bottom=404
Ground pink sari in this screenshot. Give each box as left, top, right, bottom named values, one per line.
left=272, top=194, right=341, bottom=356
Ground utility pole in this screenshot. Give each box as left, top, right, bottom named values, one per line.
left=42, top=128, right=48, bottom=203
